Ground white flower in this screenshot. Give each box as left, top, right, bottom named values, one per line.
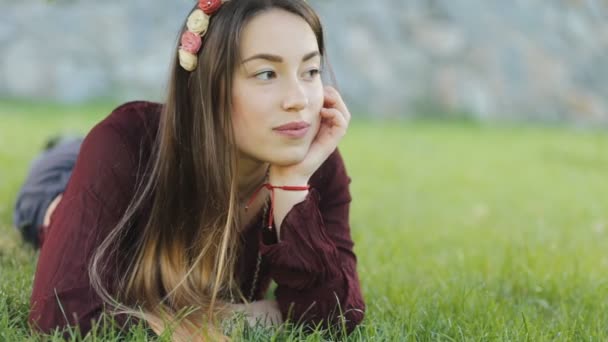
left=179, top=49, right=198, bottom=71
left=187, top=9, right=210, bottom=35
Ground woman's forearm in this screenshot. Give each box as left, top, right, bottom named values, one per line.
left=267, top=173, right=309, bottom=239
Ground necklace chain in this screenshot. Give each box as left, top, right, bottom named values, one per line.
left=230, top=169, right=269, bottom=304
left=247, top=198, right=268, bottom=302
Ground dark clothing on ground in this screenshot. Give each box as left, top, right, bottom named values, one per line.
left=13, top=138, right=83, bottom=247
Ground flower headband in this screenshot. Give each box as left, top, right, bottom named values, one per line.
left=179, top=0, right=229, bottom=71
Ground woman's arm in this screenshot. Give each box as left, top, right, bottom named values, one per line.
left=29, top=101, right=160, bottom=335
left=258, top=149, right=365, bottom=334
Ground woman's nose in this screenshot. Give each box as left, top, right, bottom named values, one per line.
left=281, top=78, right=309, bottom=112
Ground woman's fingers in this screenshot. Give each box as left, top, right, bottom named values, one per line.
left=323, top=86, right=351, bottom=122
left=320, top=107, right=348, bottom=129
left=247, top=300, right=283, bottom=327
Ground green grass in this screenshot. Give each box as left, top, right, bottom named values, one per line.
left=1, top=100, right=608, bottom=340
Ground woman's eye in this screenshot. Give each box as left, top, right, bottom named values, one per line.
left=305, top=68, right=321, bottom=78
left=255, top=70, right=276, bottom=81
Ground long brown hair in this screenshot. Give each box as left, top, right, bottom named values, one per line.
left=90, top=0, right=327, bottom=338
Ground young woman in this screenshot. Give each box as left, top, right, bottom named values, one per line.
left=26, top=0, right=364, bottom=339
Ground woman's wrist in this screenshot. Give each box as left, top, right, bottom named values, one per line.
left=268, top=169, right=310, bottom=186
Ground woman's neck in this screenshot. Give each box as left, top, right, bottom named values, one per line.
left=237, top=154, right=269, bottom=202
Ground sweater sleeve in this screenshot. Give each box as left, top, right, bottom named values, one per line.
left=258, top=149, right=365, bottom=334
left=29, top=120, right=139, bottom=335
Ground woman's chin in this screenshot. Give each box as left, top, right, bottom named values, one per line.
left=267, top=149, right=308, bottom=167
left=269, top=155, right=305, bottom=167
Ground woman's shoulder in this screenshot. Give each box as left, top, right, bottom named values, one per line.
left=105, top=100, right=163, bottom=122
left=96, top=100, right=163, bottom=146
left=75, top=101, right=162, bottom=183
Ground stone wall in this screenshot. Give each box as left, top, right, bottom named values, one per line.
left=1, top=0, right=607, bottom=123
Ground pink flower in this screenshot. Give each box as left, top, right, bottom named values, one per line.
left=180, top=31, right=202, bottom=54
left=179, top=50, right=198, bottom=71
left=199, top=0, right=222, bottom=15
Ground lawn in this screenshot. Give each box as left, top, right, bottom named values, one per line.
left=1, top=100, right=608, bottom=340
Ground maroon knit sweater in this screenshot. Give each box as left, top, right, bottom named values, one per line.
left=29, top=101, right=365, bottom=336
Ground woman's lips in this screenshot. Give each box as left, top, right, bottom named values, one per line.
left=273, top=121, right=310, bottom=138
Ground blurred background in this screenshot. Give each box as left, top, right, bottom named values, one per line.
left=1, top=0, right=607, bottom=124
left=1, top=1, right=608, bottom=339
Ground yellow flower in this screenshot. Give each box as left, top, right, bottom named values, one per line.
left=179, top=49, right=198, bottom=71
left=187, top=9, right=210, bottom=35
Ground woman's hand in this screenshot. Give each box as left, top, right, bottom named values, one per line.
left=269, top=86, right=351, bottom=184
left=266, top=86, right=351, bottom=233
left=230, top=300, right=283, bottom=327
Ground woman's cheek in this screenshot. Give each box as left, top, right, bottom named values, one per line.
left=311, top=95, right=324, bottom=132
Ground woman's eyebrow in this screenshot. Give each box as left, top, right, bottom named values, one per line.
left=242, top=51, right=320, bottom=64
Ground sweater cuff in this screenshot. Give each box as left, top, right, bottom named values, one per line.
left=258, top=189, right=341, bottom=289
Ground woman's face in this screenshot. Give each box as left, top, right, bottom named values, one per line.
left=231, top=9, right=324, bottom=166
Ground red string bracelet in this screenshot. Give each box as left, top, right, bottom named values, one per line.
left=245, top=183, right=311, bottom=229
